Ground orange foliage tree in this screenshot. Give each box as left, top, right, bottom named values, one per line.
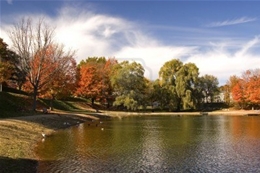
left=22, top=44, right=75, bottom=110
left=228, top=69, right=260, bottom=109
left=76, top=57, right=117, bottom=106
left=231, top=78, right=246, bottom=108
left=243, top=69, right=260, bottom=106
left=40, top=56, right=78, bottom=109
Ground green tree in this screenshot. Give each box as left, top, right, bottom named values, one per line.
left=0, top=62, right=13, bottom=91
left=175, top=63, right=199, bottom=110
left=219, top=84, right=231, bottom=105
left=78, top=57, right=106, bottom=67
left=198, top=74, right=219, bottom=103
left=111, top=61, right=146, bottom=110
left=140, top=78, right=154, bottom=110
left=0, top=39, right=13, bottom=90
left=0, top=38, right=27, bottom=91
left=159, top=59, right=199, bottom=111
left=151, top=80, right=179, bottom=110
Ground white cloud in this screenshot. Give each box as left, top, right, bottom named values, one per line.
left=0, top=26, right=12, bottom=46
left=49, top=7, right=196, bottom=80
left=207, top=17, right=257, bottom=27
left=6, top=0, right=12, bottom=5
left=235, top=36, right=259, bottom=57
left=1, top=6, right=260, bottom=85
left=115, top=46, right=196, bottom=79
left=186, top=37, right=260, bottom=84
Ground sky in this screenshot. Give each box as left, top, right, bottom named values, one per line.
left=1, top=0, right=260, bottom=85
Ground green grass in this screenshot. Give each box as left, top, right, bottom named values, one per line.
left=0, top=92, right=35, bottom=118
left=39, top=99, right=82, bottom=111
left=0, top=90, right=95, bottom=119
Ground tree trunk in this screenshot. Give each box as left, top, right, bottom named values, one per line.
left=91, top=98, right=95, bottom=106
left=18, top=82, right=23, bottom=91
left=50, top=97, right=54, bottom=111
left=32, top=87, right=37, bottom=111
left=176, top=98, right=182, bottom=112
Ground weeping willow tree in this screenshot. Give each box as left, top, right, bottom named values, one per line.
left=159, top=59, right=200, bottom=111
left=111, top=61, right=146, bottom=111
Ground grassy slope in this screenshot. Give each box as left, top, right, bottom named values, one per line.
left=0, top=92, right=34, bottom=118
left=0, top=91, right=97, bottom=118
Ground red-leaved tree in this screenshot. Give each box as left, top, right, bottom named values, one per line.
left=76, top=57, right=117, bottom=106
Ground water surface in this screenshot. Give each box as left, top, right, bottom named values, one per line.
left=36, top=115, right=260, bottom=172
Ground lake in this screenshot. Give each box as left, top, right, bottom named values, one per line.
left=36, top=115, right=260, bottom=172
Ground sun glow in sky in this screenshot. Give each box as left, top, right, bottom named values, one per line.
left=1, top=1, right=260, bottom=85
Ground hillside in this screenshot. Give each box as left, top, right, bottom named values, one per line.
left=0, top=92, right=35, bottom=118
left=0, top=91, right=100, bottom=118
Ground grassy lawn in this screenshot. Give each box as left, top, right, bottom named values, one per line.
left=0, top=91, right=96, bottom=118
left=0, top=92, right=35, bottom=118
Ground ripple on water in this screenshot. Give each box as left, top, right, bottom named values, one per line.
left=36, top=116, right=260, bottom=172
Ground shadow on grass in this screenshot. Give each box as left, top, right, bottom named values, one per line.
left=0, top=92, right=33, bottom=118
left=39, top=99, right=85, bottom=111
left=0, top=156, right=38, bottom=173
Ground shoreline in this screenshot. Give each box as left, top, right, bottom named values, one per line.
left=0, top=111, right=99, bottom=172
left=0, top=109, right=259, bottom=172
left=101, top=109, right=260, bottom=118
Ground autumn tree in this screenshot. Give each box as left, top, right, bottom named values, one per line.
left=228, top=75, right=246, bottom=109
left=244, top=69, right=260, bottom=106
left=40, top=52, right=78, bottom=110
left=9, top=17, right=75, bottom=110
left=76, top=57, right=117, bottom=106
left=232, top=79, right=246, bottom=108
left=20, top=44, right=75, bottom=109
left=111, top=61, right=146, bottom=110
left=102, top=58, right=118, bottom=107
left=227, top=70, right=260, bottom=109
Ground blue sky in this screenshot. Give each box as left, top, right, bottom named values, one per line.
left=1, top=0, right=260, bottom=85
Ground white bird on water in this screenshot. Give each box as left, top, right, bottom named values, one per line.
left=42, top=132, right=46, bottom=138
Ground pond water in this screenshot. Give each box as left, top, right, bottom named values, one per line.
left=36, top=115, right=260, bottom=173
